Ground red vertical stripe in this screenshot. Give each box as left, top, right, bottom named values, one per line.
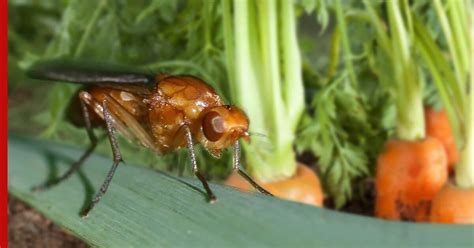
left=1, top=0, right=8, bottom=247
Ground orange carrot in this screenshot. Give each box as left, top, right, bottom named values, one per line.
left=375, top=137, right=448, bottom=221
left=412, top=0, right=472, bottom=224
left=425, top=106, right=459, bottom=171
left=225, top=163, right=324, bottom=207
left=429, top=183, right=474, bottom=224
left=369, top=2, right=453, bottom=223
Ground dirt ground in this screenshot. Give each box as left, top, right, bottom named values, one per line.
left=8, top=197, right=89, bottom=248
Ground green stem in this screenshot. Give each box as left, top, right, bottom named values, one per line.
left=362, top=0, right=392, bottom=58
left=230, top=0, right=297, bottom=182
left=455, top=14, right=473, bottom=188
left=253, top=0, right=295, bottom=181
left=395, top=75, right=425, bottom=141
left=414, top=28, right=461, bottom=146
left=335, top=0, right=358, bottom=87
left=456, top=88, right=473, bottom=188
left=232, top=0, right=264, bottom=130
left=415, top=0, right=472, bottom=188
left=388, top=0, right=425, bottom=141
left=280, top=0, right=304, bottom=133
left=203, top=0, right=215, bottom=52
left=326, top=28, right=341, bottom=81
left=414, top=19, right=465, bottom=123
left=447, top=0, right=469, bottom=74
left=222, top=0, right=236, bottom=101
left=257, top=0, right=285, bottom=147
left=434, top=0, right=464, bottom=88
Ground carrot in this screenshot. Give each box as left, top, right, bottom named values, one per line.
left=366, top=1, right=450, bottom=222
left=221, top=1, right=321, bottom=207
left=425, top=106, right=459, bottom=171
left=225, top=163, right=324, bottom=207
left=415, top=0, right=473, bottom=224
left=375, top=138, right=447, bottom=221
left=429, top=183, right=474, bottom=224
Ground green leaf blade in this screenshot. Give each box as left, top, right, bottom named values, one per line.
left=9, top=136, right=474, bottom=247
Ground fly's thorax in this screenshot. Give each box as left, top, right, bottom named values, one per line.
left=156, top=75, right=223, bottom=120
left=200, top=105, right=250, bottom=149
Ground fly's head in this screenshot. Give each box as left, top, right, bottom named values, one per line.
left=201, top=105, right=250, bottom=148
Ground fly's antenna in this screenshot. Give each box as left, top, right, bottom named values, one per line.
left=248, top=132, right=268, bottom=139
left=243, top=131, right=271, bottom=148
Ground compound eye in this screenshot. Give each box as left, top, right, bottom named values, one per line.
left=203, top=111, right=225, bottom=142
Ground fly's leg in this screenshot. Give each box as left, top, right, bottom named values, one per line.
left=81, top=99, right=123, bottom=218
left=184, top=124, right=217, bottom=203
left=32, top=96, right=98, bottom=192
left=233, top=141, right=273, bottom=196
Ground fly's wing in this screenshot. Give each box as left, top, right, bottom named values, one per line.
left=27, top=60, right=156, bottom=94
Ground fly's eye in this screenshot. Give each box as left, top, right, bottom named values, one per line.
left=203, top=111, right=225, bottom=142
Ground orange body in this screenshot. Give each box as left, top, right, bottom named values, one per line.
left=68, top=75, right=250, bottom=156
left=425, top=106, right=459, bottom=171
left=225, top=163, right=324, bottom=207
left=430, top=183, right=474, bottom=224
left=375, top=137, right=447, bottom=221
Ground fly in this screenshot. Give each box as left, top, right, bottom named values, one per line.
left=27, top=60, right=272, bottom=218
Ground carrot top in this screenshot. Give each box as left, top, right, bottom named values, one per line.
left=415, top=0, right=472, bottom=188
left=222, top=1, right=304, bottom=181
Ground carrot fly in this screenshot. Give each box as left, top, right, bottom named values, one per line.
left=27, top=60, right=272, bottom=218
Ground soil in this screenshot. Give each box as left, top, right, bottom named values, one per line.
left=8, top=196, right=89, bottom=248
left=335, top=178, right=376, bottom=217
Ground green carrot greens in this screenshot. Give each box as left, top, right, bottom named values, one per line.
left=223, top=0, right=304, bottom=181
left=414, top=0, right=473, bottom=188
